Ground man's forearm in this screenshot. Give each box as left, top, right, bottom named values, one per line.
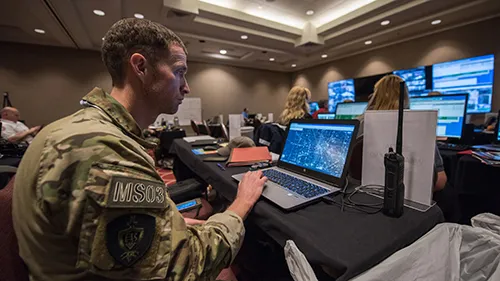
left=7, top=130, right=32, bottom=143
left=227, top=198, right=254, bottom=220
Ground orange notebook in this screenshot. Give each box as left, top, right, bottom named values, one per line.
left=227, top=147, right=272, bottom=167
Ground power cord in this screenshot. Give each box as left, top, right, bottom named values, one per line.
left=323, top=181, right=384, bottom=214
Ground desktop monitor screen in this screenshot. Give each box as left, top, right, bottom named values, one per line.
left=309, top=102, right=319, bottom=115
left=327, top=79, right=355, bottom=112
left=497, top=110, right=500, bottom=142
left=432, top=54, right=494, bottom=113
left=410, top=94, right=468, bottom=138
left=393, top=66, right=427, bottom=97
left=317, top=113, right=336, bottom=119
left=335, top=102, right=368, bottom=120
left=353, top=73, right=390, bottom=101
left=280, top=122, right=356, bottom=178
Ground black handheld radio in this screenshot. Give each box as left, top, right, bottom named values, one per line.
left=383, top=81, right=405, bottom=217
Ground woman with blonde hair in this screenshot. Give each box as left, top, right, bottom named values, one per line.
left=278, top=86, right=313, bottom=126
left=358, top=74, right=447, bottom=192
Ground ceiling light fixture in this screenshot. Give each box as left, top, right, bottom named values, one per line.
left=93, top=9, right=105, bottom=16
left=381, top=20, right=390, bottom=26
left=34, top=28, right=45, bottom=34
left=306, top=10, right=314, bottom=16
left=291, top=64, right=297, bottom=67
left=321, top=54, right=328, bottom=58
left=219, top=49, right=227, bottom=55
left=102, top=37, right=105, bottom=41
left=240, top=35, right=248, bottom=40
left=431, top=19, right=442, bottom=25
left=269, top=58, right=275, bottom=61
left=365, top=40, right=372, bottom=45
left=134, top=13, right=144, bottom=19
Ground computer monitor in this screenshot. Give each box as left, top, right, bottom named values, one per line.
left=309, top=102, right=319, bottom=115
left=317, top=113, right=336, bottom=120
left=393, top=66, right=427, bottom=97
left=327, top=79, right=355, bottom=112
left=335, top=102, right=368, bottom=120
left=409, top=94, right=468, bottom=138
left=496, top=110, right=500, bottom=143
left=432, top=54, right=494, bottom=113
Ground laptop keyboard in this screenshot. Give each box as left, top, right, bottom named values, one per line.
left=262, top=169, right=330, bottom=198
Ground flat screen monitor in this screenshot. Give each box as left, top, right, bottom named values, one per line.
left=393, top=66, right=427, bottom=97
left=327, top=79, right=355, bottom=112
left=353, top=73, right=390, bottom=101
left=410, top=94, right=468, bottom=138
left=496, top=110, right=500, bottom=143
left=432, top=54, right=494, bottom=113
left=335, top=102, right=368, bottom=120
left=309, top=102, right=319, bottom=115
left=317, top=113, right=336, bottom=119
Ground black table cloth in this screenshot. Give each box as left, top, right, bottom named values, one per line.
left=171, top=139, right=444, bottom=280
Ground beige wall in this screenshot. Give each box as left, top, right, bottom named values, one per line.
left=0, top=42, right=291, bottom=127
left=293, top=17, right=500, bottom=115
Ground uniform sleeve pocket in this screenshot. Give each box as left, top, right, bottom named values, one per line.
left=77, top=164, right=173, bottom=280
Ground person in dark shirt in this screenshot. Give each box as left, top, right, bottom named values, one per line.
left=278, top=86, right=313, bottom=126
left=312, top=99, right=329, bottom=119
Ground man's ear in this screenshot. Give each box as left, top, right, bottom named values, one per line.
left=129, top=53, right=148, bottom=83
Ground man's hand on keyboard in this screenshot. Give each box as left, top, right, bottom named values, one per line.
left=228, top=171, right=268, bottom=220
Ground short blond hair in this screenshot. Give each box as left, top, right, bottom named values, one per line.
left=278, top=86, right=312, bottom=126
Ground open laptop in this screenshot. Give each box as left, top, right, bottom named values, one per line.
left=473, top=109, right=500, bottom=152
left=232, top=119, right=359, bottom=210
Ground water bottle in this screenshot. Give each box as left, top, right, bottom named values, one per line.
left=173, top=117, right=180, bottom=127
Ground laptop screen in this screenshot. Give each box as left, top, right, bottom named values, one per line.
left=280, top=122, right=356, bottom=178
left=317, top=113, right=336, bottom=119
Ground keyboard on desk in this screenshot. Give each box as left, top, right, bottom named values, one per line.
left=437, top=142, right=470, bottom=151
left=262, top=169, right=330, bottom=198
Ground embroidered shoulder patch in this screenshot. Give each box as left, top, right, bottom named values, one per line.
left=107, top=176, right=167, bottom=208
left=106, top=214, right=155, bottom=267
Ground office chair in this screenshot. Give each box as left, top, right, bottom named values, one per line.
left=220, top=123, right=229, bottom=141
left=348, top=137, right=363, bottom=181
left=202, top=120, right=212, bottom=135
left=190, top=120, right=200, bottom=135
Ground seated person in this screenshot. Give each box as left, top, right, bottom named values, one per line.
left=312, top=99, right=329, bottom=119
left=357, top=75, right=447, bottom=192
left=277, top=86, right=313, bottom=126
left=0, top=107, right=41, bottom=143
left=242, top=107, right=249, bottom=119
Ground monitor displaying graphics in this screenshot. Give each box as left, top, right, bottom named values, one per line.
left=318, top=113, right=336, bottom=119
left=280, top=122, right=356, bottom=178
left=432, top=54, right=494, bottom=113
left=393, top=66, right=427, bottom=97
left=410, top=94, right=468, bottom=138
left=335, top=102, right=368, bottom=120
left=309, top=102, right=319, bottom=115
left=328, top=79, right=355, bottom=112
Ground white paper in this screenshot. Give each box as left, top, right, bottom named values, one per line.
left=229, top=114, right=242, bottom=140
left=362, top=110, right=437, bottom=206
left=159, top=97, right=202, bottom=126
left=268, top=113, right=274, bottom=123
left=183, top=135, right=215, bottom=143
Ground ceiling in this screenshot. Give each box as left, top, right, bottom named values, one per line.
left=1, top=0, right=500, bottom=72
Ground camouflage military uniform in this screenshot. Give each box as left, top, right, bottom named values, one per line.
left=12, top=88, right=244, bottom=281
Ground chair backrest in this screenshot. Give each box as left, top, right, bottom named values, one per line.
left=0, top=176, right=29, bottom=281
left=202, top=120, right=212, bottom=135
left=190, top=120, right=200, bottom=135
left=253, top=123, right=286, bottom=154
left=348, top=136, right=363, bottom=181
left=220, top=123, right=229, bottom=141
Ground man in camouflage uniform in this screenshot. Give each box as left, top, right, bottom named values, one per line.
left=12, top=18, right=267, bottom=281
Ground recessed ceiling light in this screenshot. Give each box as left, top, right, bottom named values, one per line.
left=291, top=64, right=297, bottom=67
left=101, top=37, right=104, bottom=41
left=306, top=10, right=314, bottom=16
left=365, top=40, right=373, bottom=45
left=93, top=9, right=105, bottom=16
left=219, top=49, right=227, bottom=55
left=134, top=13, right=144, bottom=19
left=431, top=19, right=442, bottom=25
left=34, top=28, right=45, bottom=34
left=321, top=54, right=328, bottom=58
left=381, top=20, right=390, bottom=26
left=269, top=58, right=275, bottom=61
left=258, top=5, right=262, bottom=9
left=241, top=35, right=248, bottom=40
